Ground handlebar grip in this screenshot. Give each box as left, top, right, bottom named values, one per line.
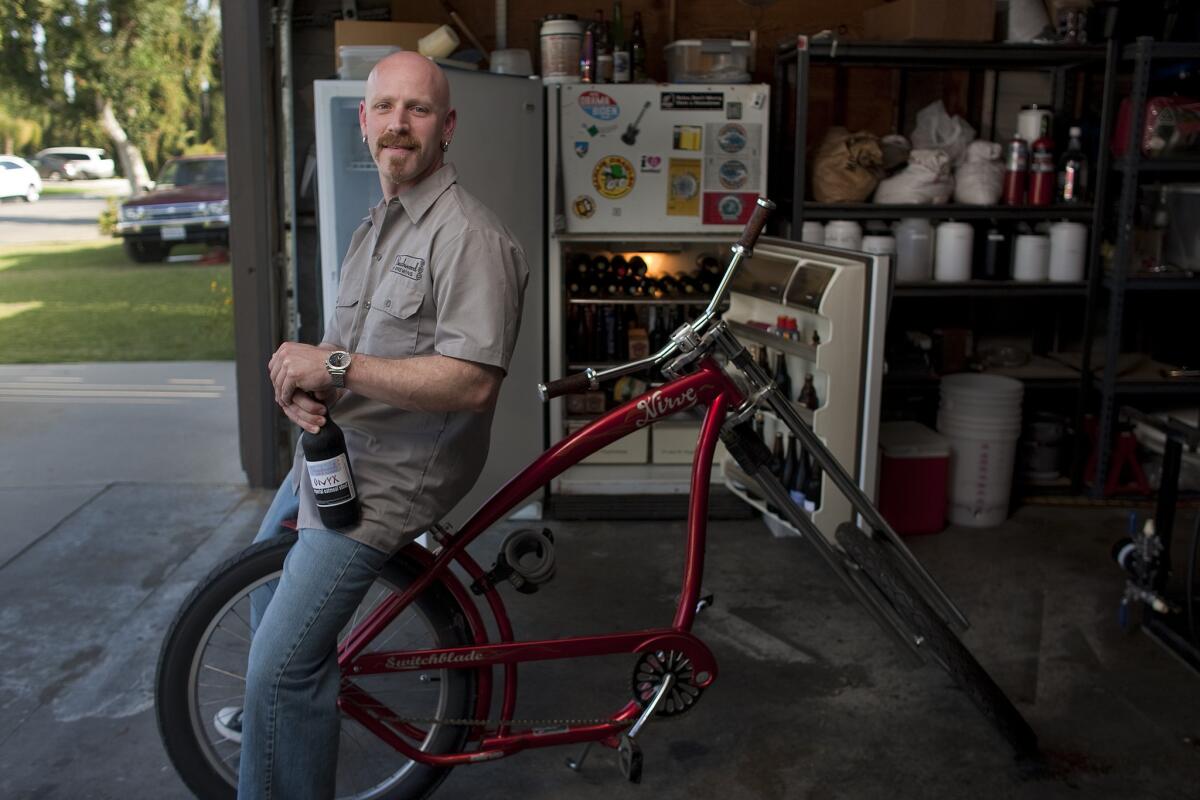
left=735, top=197, right=776, bottom=252
left=538, top=370, right=596, bottom=401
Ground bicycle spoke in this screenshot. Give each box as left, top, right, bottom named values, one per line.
left=214, top=621, right=252, bottom=645
left=202, top=664, right=247, bottom=682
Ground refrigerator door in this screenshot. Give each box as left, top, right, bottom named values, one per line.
left=313, top=72, right=546, bottom=525
left=559, top=83, right=770, bottom=233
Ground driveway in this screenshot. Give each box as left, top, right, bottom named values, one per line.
left=0, top=196, right=112, bottom=245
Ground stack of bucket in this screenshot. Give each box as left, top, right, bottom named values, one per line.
left=937, top=373, right=1023, bottom=527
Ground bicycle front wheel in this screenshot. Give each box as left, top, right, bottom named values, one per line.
left=835, top=523, right=1039, bottom=759
left=155, top=533, right=477, bottom=800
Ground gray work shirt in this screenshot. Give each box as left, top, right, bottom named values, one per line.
left=293, top=163, right=529, bottom=554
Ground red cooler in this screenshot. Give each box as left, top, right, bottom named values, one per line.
left=878, top=421, right=950, bottom=536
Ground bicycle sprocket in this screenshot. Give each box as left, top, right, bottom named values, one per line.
left=631, top=650, right=704, bottom=717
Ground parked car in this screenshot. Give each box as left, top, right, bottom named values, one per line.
left=34, top=146, right=116, bottom=180
left=115, top=154, right=228, bottom=262
left=0, top=155, right=42, bottom=202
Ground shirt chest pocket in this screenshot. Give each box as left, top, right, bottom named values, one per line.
left=361, top=276, right=425, bottom=358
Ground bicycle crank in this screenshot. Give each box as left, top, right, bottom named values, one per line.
left=631, top=650, right=704, bottom=717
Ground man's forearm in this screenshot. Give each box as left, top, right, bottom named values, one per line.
left=345, top=353, right=501, bottom=413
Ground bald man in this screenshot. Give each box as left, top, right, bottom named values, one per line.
left=236, top=53, right=530, bottom=799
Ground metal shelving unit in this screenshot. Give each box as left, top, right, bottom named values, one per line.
left=774, top=35, right=1119, bottom=493
left=1090, top=37, right=1200, bottom=497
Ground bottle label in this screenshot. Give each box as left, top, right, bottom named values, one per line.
left=613, top=51, right=631, bottom=82
left=307, top=454, right=356, bottom=507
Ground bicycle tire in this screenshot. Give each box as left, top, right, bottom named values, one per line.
left=835, top=523, right=1039, bottom=759
left=156, top=533, right=477, bottom=800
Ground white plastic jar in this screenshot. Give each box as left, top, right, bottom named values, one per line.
left=824, top=220, right=863, bottom=251
left=540, top=16, right=583, bottom=83
left=934, top=221, right=974, bottom=282
left=893, top=218, right=934, bottom=282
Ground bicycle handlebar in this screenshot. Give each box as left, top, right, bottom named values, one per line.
left=538, top=196, right=776, bottom=404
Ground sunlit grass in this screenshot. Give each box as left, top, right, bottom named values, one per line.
left=0, top=241, right=234, bottom=363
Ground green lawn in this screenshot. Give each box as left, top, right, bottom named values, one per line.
left=0, top=240, right=234, bottom=363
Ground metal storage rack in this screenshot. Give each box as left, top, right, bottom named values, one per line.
left=773, top=36, right=1120, bottom=490
left=1089, top=37, right=1200, bottom=496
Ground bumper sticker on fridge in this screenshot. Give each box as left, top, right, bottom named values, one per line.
left=574, top=141, right=589, bottom=157
left=593, top=155, right=636, bottom=199
left=673, top=125, right=702, bottom=151
left=640, top=155, right=663, bottom=173
left=660, top=92, right=723, bottom=111
left=706, top=123, right=761, bottom=158
left=704, top=156, right=760, bottom=191
left=578, top=90, right=620, bottom=121
left=703, top=192, right=757, bottom=225
left=667, top=159, right=701, bottom=217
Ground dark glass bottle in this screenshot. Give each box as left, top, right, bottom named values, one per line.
left=611, top=0, right=630, bottom=82
left=803, top=452, right=823, bottom=510
left=798, top=374, right=819, bottom=410
left=773, top=353, right=792, bottom=402
left=770, top=432, right=785, bottom=478
left=593, top=9, right=612, bottom=82
left=756, top=343, right=771, bottom=374
left=592, top=254, right=610, bottom=282
left=781, top=435, right=799, bottom=493
left=301, top=409, right=361, bottom=529
left=630, top=11, right=647, bottom=82
left=602, top=305, right=618, bottom=360
left=789, top=441, right=808, bottom=506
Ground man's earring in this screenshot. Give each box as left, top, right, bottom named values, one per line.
left=362, top=135, right=367, bottom=144
left=441, top=140, right=450, bottom=152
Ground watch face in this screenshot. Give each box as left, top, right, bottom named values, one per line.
left=329, top=351, right=350, bottom=369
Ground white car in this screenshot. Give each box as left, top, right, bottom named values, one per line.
left=34, top=146, right=116, bottom=180
left=0, top=156, right=42, bottom=202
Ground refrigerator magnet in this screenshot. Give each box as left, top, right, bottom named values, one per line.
left=592, top=156, right=636, bottom=200
left=715, top=124, right=748, bottom=154
left=702, top=192, right=757, bottom=225
left=673, top=125, right=703, bottom=152
left=572, top=195, right=596, bottom=219
left=578, top=90, right=621, bottom=121
left=574, top=141, right=589, bottom=157
left=640, top=155, right=663, bottom=173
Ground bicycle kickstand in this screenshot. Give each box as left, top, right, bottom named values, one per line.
left=563, top=672, right=676, bottom=782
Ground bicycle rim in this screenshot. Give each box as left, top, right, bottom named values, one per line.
left=185, top=567, right=464, bottom=799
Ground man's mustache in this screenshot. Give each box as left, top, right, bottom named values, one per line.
left=376, top=133, right=421, bottom=151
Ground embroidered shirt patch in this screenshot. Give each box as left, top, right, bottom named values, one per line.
left=391, top=255, right=425, bottom=281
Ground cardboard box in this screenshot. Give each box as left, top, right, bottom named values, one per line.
left=652, top=422, right=701, bottom=464
left=334, top=20, right=441, bottom=55
left=863, top=0, right=996, bottom=42
left=566, top=422, right=649, bottom=464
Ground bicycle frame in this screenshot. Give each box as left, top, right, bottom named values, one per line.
left=335, top=357, right=747, bottom=765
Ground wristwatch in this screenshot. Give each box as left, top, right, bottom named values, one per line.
left=325, top=350, right=353, bottom=388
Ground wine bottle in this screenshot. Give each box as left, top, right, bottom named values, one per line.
left=630, top=11, right=647, bottom=82
left=789, top=441, right=808, bottom=507
left=773, top=353, right=792, bottom=402
left=301, top=408, right=361, bottom=529
left=798, top=374, right=819, bottom=410
left=611, top=0, right=630, bottom=82
left=781, top=435, right=799, bottom=494
left=770, top=432, right=785, bottom=478
left=804, top=452, right=823, bottom=511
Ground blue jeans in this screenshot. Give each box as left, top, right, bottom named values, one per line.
left=238, top=526, right=389, bottom=800
left=248, top=475, right=302, bottom=631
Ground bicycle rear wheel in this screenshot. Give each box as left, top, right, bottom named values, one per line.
left=156, top=533, right=477, bottom=799
left=835, top=523, right=1039, bottom=759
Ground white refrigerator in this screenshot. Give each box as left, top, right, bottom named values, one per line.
left=313, top=72, right=546, bottom=524
left=556, top=83, right=770, bottom=233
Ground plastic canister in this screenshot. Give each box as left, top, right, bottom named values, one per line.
left=1048, top=221, right=1087, bottom=282
left=540, top=16, right=583, bottom=83
left=877, top=421, right=950, bottom=536
left=800, top=220, right=825, bottom=245
left=418, top=25, right=461, bottom=59
left=1012, top=233, right=1050, bottom=281
left=824, top=220, right=863, bottom=251
left=862, top=234, right=896, bottom=255
left=934, top=221, right=974, bottom=282
left=894, top=218, right=934, bottom=282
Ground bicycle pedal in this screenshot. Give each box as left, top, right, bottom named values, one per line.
left=617, top=735, right=643, bottom=784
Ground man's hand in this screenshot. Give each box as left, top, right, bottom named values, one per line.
left=269, top=343, right=338, bottom=433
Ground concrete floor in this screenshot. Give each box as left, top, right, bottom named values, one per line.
left=2, top=486, right=1199, bottom=799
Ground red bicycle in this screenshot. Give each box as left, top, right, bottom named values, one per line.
left=156, top=199, right=1037, bottom=799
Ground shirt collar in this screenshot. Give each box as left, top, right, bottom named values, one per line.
left=375, top=162, right=458, bottom=226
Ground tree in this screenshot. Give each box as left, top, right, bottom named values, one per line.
left=0, top=0, right=224, bottom=191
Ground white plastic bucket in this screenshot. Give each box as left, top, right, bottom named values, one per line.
left=936, top=372, right=1023, bottom=527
